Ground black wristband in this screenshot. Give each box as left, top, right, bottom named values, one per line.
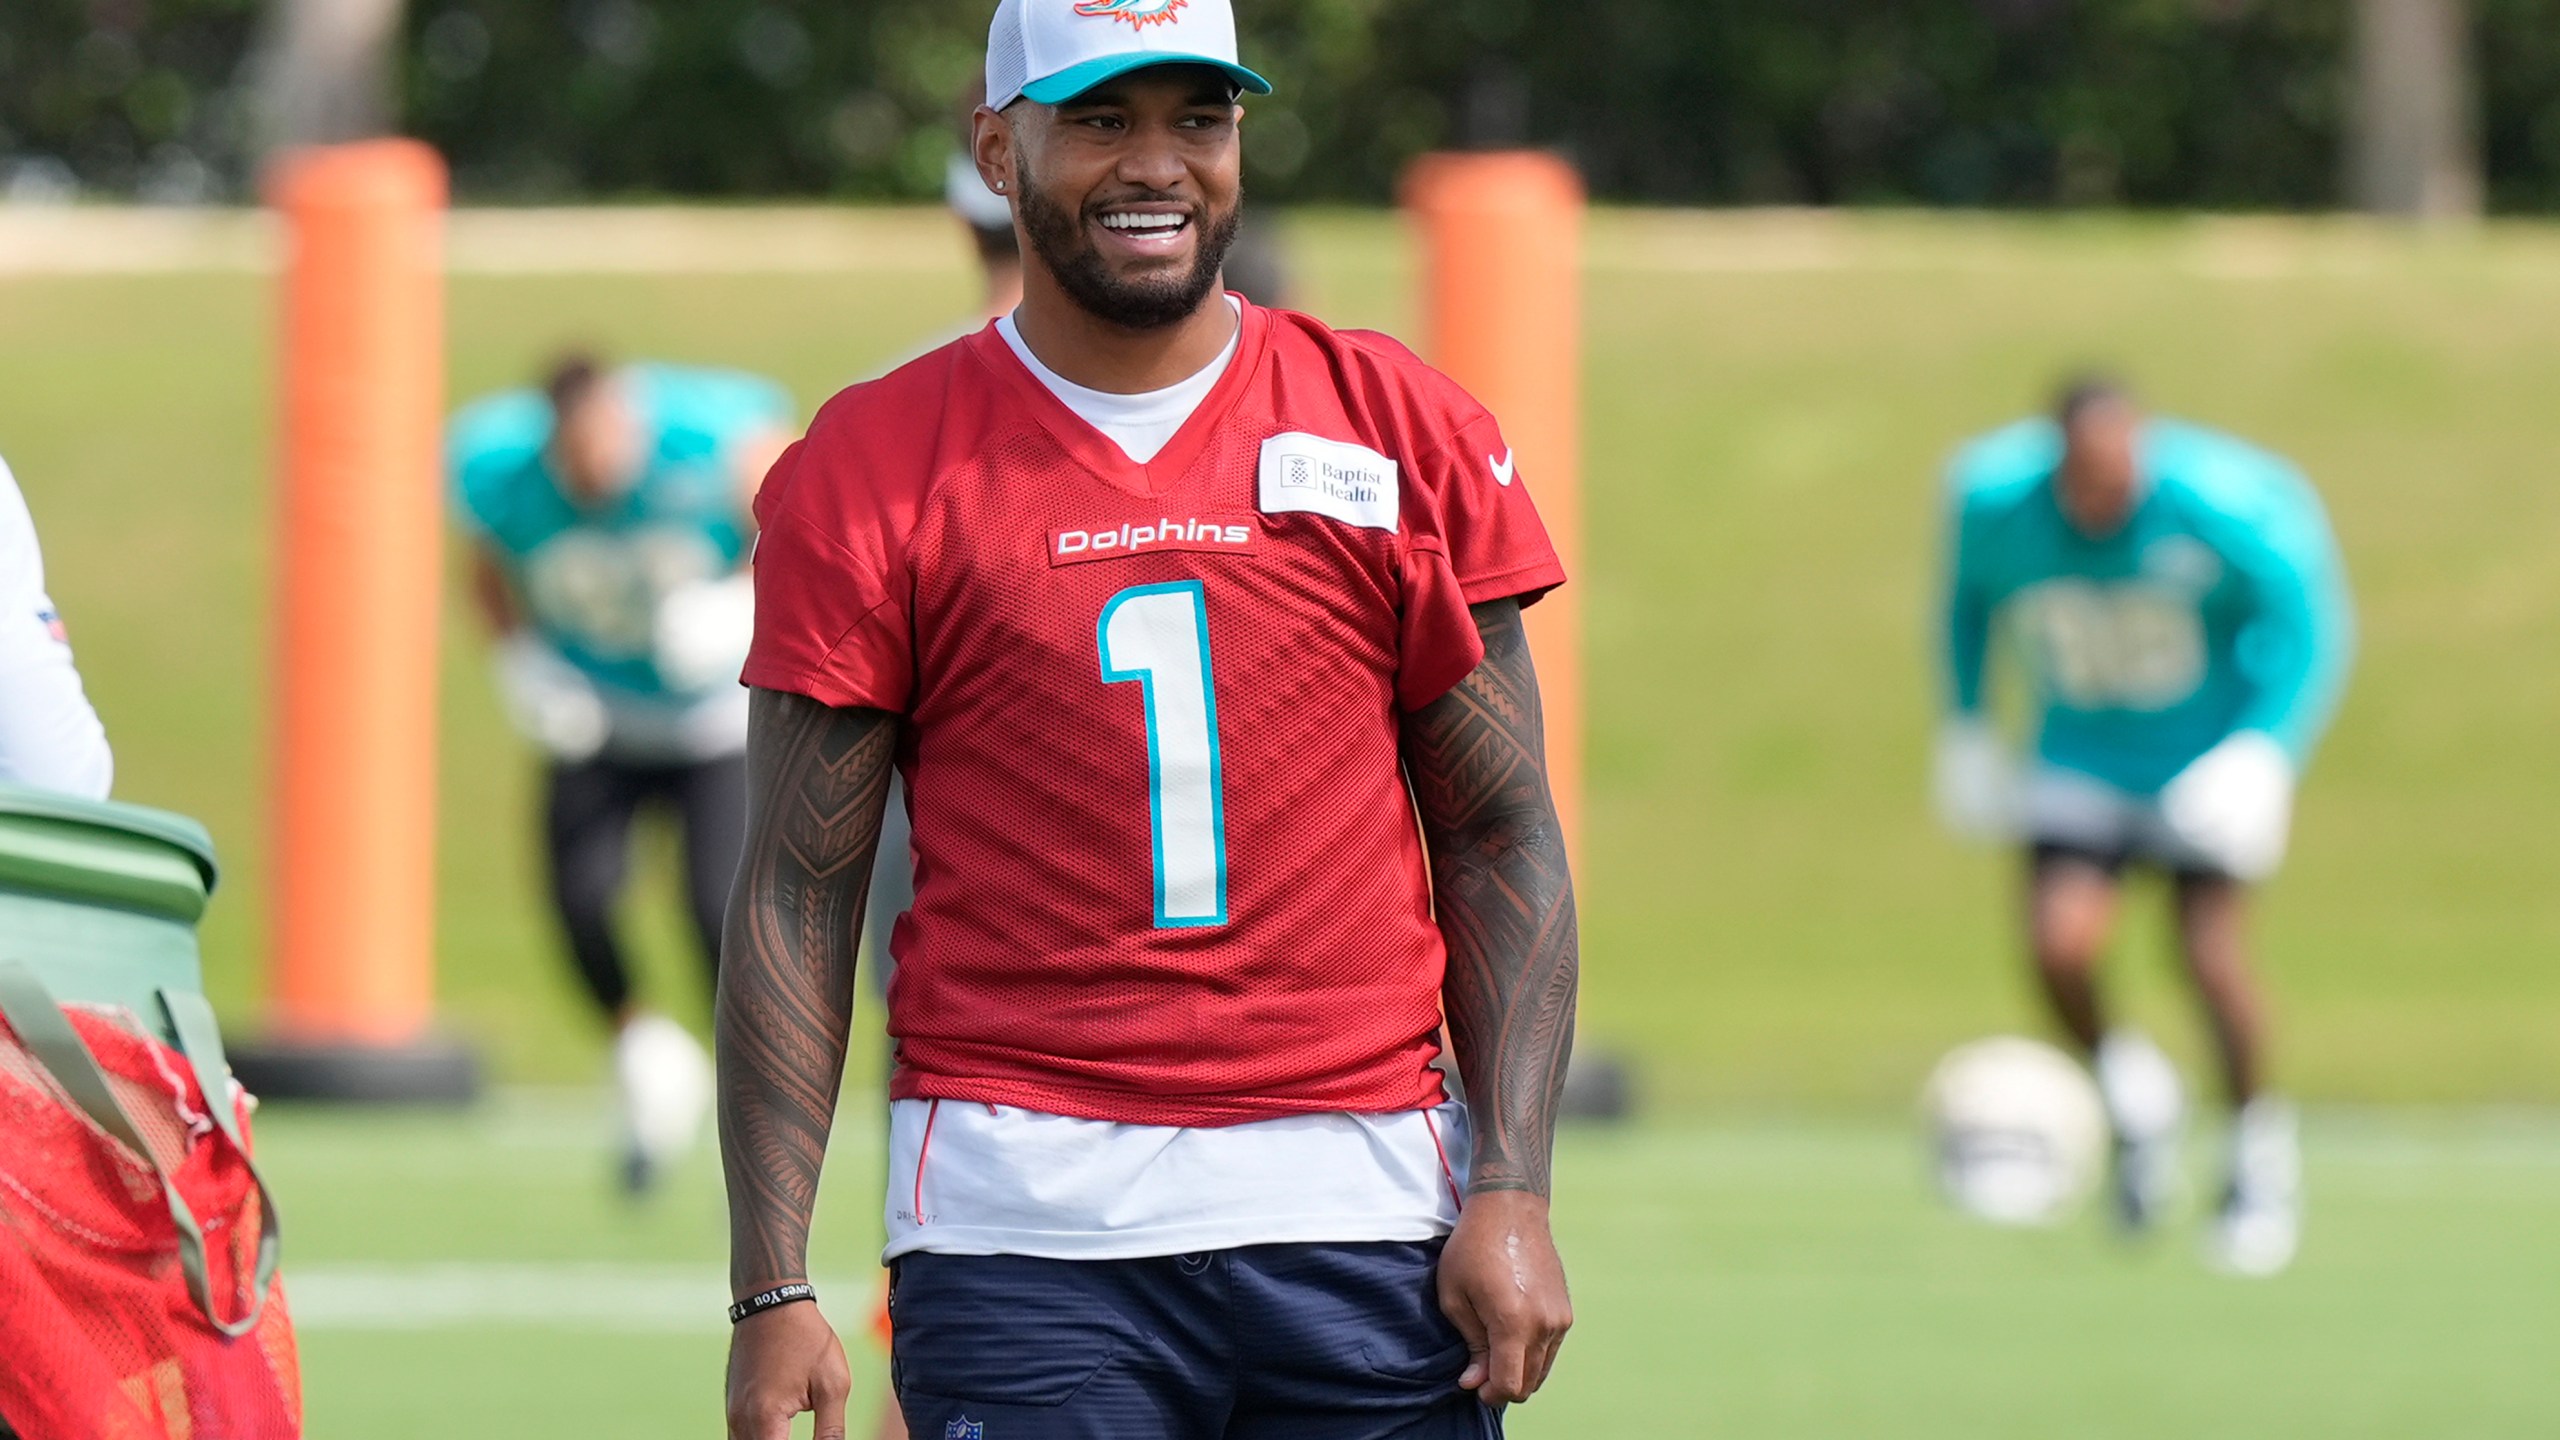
left=729, top=1282, right=816, bottom=1325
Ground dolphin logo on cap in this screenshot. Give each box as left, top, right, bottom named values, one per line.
left=1072, top=0, right=1188, bottom=27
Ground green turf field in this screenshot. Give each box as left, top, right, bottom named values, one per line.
left=261, top=1098, right=2560, bottom=1437
left=3, top=208, right=2553, bottom=1103
left=4, top=209, right=2558, bottom=1435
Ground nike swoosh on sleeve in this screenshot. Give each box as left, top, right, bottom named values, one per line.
left=1488, top=449, right=1516, bottom=487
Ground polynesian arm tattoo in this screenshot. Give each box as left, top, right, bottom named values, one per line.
left=1404, top=598, right=1582, bottom=1198
left=718, top=688, right=899, bottom=1296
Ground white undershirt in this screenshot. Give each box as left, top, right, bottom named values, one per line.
left=995, top=298, right=1242, bottom=464
left=886, top=301, right=1468, bottom=1264
left=883, top=1099, right=1469, bottom=1262
left=0, top=455, right=112, bottom=799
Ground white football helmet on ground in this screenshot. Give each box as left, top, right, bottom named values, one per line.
left=1924, top=1036, right=2109, bottom=1226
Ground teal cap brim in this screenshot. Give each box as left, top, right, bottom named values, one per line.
left=1021, top=52, right=1273, bottom=106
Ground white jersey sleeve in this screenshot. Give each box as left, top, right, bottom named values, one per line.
left=0, top=455, right=113, bottom=799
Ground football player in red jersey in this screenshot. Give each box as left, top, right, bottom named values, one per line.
left=717, top=2, right=1577, bottom=1436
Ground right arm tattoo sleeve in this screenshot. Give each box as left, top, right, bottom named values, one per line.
left=1404, top=599, right=1581, bottom=1199
left=717, top=687, right=899, bottom=1298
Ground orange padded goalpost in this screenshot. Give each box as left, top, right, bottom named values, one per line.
left=1406, top=152, right=1631, bottom=1119
left=1402, top=152, right=1586, bottom=856
left=229, top=140, right=478, bottom=1103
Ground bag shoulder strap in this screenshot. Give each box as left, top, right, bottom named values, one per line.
left=159, top=986, right=283, bottom=1318
left=158, top=991, right=255, bottom=1163
left=0, top=960, right=282, bottom=1338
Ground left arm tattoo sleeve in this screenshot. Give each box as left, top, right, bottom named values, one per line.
left=717, top=689, right=898, bottom=1297
left=1404, top=598, right=1581, bottom=1198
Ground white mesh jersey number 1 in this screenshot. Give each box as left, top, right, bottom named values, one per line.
left=1097, top=581, right=1230, bottom=928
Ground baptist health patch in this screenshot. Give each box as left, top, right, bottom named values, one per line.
left=1258, top=432, right=1399, bottom=532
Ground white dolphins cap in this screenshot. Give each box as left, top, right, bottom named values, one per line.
left=985, top=0, right=1273, bottom=112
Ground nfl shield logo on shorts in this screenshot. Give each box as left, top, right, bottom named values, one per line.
left=945, top=1421, right=986, bottom=1440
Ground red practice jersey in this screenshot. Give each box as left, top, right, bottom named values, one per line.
left=745, top=300, right=1565, bottom=1127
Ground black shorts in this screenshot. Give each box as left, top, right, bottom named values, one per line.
left=2030, top=840, right=2232, bottom=886
left=2019, top=767, right=2238, bottom=884
left=892, top=1241, right=1500, bottom=1440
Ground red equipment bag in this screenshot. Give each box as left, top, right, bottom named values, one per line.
left=0, top=962, right=299, bottom=1439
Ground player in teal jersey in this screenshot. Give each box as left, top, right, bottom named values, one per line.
left=1934, top=378, right=2355, bottom=1275
left=450, top=353, right=794, bottom=1193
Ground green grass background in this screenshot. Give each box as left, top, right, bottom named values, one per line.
left=4, top=210, right=2558, bottom=1436
left=257, top=1104, right=2560, bottom=1439
left=4, top=209, right=2554, bottom=1104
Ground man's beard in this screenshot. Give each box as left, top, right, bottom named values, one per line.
left=1017, top=180, right=1243, bottom=332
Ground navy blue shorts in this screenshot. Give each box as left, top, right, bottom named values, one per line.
left=890, top=1240, right=1501, bottom=1440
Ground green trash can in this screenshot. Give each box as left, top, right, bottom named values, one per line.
left=0, top=783, right=221, bottom=1047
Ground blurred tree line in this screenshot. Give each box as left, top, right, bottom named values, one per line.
left=0, top=0, right=259, bottom=202
left=7, top=0, right=2560, bottom=209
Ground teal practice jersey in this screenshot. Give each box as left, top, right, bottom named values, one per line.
left=1940, top=418, right=2356, bottom=795
left=449, top=364, right=792, bottom=699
